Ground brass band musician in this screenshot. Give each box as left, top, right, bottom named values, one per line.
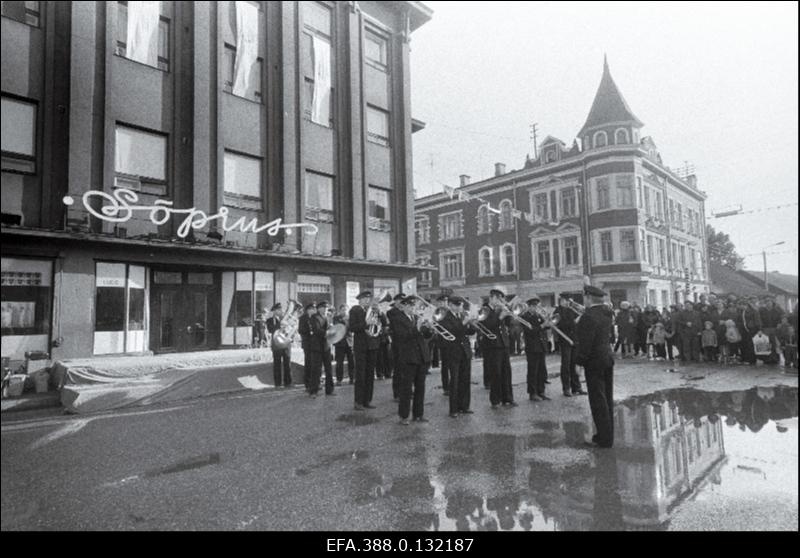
left=349, top=291, right=379, bottom=410
left=483, top=288, right=518, bottom=408
left=266, top=303, right=292, bottom=388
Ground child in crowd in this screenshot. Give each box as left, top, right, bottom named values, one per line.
left=777, top=316, right=797, bottom=369
left=651, top=322, right=668, bottom=360
left=701, top=321, right=718, bottom=363
left=752, top=329, right=778, bottom=364
left=724, top=319, right=741, bottom=364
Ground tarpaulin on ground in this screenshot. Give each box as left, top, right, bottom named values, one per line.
left=55, top=348, right=306, bottom=414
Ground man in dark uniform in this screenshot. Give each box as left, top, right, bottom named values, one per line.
left=376, top=309, right=392, bottom=380
left=387, top=293, right=406, bottom=401
left=388, top=295, right=433, bottom=424
left=678, top=301, right=702, bottom=362
left=575, top=285, right=616, bottom=448
left=437, top=295, right=475, bottom=417
left=434, top=294, right=451, bottom=396
left=483, top=289, right=518, bottom=409
left=552, top=293, right=585, bottom=397
left=314, top=301, right=336, bottom=396
left=521, top=296, right=550, bottom=401
left=298, top=302, right=322, bottom=397
left=349, top=291, right=379, bottom=410
left=266, top=303, right=292, bottom=388
left=333, top=304, right=353, bottom=385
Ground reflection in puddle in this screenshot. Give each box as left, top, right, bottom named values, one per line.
left=390, top=386, right=798, bottom=531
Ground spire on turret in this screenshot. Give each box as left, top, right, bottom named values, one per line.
left=578, top=57, right=643, bottom=138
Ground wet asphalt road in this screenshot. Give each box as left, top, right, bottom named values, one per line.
left=2, top=355, right=797, bottom=531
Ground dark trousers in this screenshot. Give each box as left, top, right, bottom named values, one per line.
left=482, top=350, right=490, bottom=388
left=321, top=349, right=333, bottom=394
left=585, top=364, right=614, bottom=447
left=430, top=343, right=440, bottom=368
left=740, top=332, right=756, bottom=364
left=399, top=362, right=427, bottom=419
left=272, top=348, right=292, bottom=386
left=654, top=343, right=667, bottom=359
left=475, top=341, right=482, bottom=359
left=334, top=344, right=354, bottom=382
left=702, top=346, right=717, bottom=363
left=440, top=354, right=450, bottom=392
left=666, top=338, right=675, bottom=360
left=485, top=348, right=514, bottom=405
left=391, top=345, right=402, bottom=399
left=377, top=342, right=392, bottom=378
left=559, top=344, right=581, bottom=393
left=448, top=354, right=471, bottom=414
left=304, top=350, right=322, bottom=394
left=354, top=348, right=377, bottom=406
left=525, top=350, right=547, bottom=396
left=680, top=333, right=700, bottom=361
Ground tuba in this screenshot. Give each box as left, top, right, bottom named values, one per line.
left=271, top=300, right=300, bottom=350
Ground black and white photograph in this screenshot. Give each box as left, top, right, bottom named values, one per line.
left=1, top=0, right=797, bottom=536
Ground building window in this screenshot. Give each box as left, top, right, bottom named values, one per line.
left=498, top=200, right=514, bottom=230
left=659, top=238, right=667, bottom=267
left=368, top=186, right=391, bottom=231
left=661, top=289, right=669, bottom=308
left=223, top=150, right=262, bottom=209
left=1, top=96, right=36, bottom=174
left=689, top=247, right=697, bottom=274
left=415, top=216, right=430, bottom=244
left=114, top=124, right=167, bottom=192
left=679, top=245, right=686, bottom=268
left=616, top=176, right=634, bottom=208
left=593, top=130, right=607, bottom=148
left=671, top=242, right=678, bottom=270
left=439, top=212, right=463, bottom=240
left=655, top=191, right=664, bottom=219
left=637, top=177, right=643, bottom=208
left=365, top=29, right=388, bottom=69
left=479, top=247, right=493, bottom=277
left=116, top=2, right=169, bottom=71
left=302, top=1, right=333, bottom=127
left=646, top=236, right=654, bottom=264
left=417, top=255, right=432, bottom=286
left=560, top=188, right=577, bottom=217
left=676, top=202, right=684, bottom=230
left=615, top=128, right=629, bottom=144
left=441, top=252, right=464, bottom=280
left=596, top=177, right=611, bottom=210
left=304, top=170, right=334, bottom=223
left=620, top=229, right=637, bottom=261
left=600, top=231, right=613, bottom=262
left=533, top=193, right=549, bottom=222
left=644, top=186, right=651, bottom=216
left=94, top=262, right=147, bottom=354
left=501, top=244, right=516, bottom=274
left=366, top=105, right=390, bottom=147
left=477, top=204, right=491, bottom=234
left=1, top=257, right=52, bottom=360
left=536, top=240, right=551, bottom=269
left=1, top=1, right=39, bottom=26
left=223, top=45, right=263, bottom=102
left=564, top=236, right=579, bottom=266
left=669, top=199, right=676, bottom=225
left=545, top=150, right=556, bottom=163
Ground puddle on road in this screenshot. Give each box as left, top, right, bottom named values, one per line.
left=377, top=385, right=798, bottom=531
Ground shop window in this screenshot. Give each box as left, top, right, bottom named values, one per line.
left=1, top=1, right=39, bottom=27
left=221, top=270, right=274, bottom=346
left=1, top=96, right=36, bottom=174
left=1, top=257, right=52, bottom=360
left=115, top=2, right=170, bottom=71
left=224, top=150, right=262, bottom=209
left=296, top=275, right=331, bottom=309
left=94, top=262, right=148, bottom=355
left=114, top=124, right=167, bottom=193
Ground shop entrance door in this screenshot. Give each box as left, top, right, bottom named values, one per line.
left=151, top=271, right=218, bottom=353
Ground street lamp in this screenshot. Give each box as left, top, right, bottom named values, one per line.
left=762, top=241, right=785, bottom=290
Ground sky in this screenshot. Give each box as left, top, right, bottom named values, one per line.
left=409, top=1, right=799, bottom=275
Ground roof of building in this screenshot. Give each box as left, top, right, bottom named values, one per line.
left=540, top=135, right=565, bottom=147
left=400, top=1, right=433, bottom=31
left=578, top=56, right=644, bottom=137
left=709, top=262, right=798, bottom=297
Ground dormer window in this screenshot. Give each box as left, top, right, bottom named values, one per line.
left=545, top=150, right=556, bottom=163
left=593, top=131, right=607, bottom=148
left=615, top=128, right=629, bottom=144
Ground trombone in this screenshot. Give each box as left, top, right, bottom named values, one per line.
left=532, top=305, right=575, bottom=346
left=464, top=303, right=496, bottom=340
left=409, top=295, right=456, bottom=342
left=496, top=300, right=533, bottom=329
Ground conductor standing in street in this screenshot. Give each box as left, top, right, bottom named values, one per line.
left=574, top=285, right=616, bottom=448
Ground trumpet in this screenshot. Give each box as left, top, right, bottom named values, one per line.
left=564, top=299, right=585, bottom=316
left=464, top=304, right=496, bottom=340
left=532, top=305, right=575, bottom=346
left=409, top=296, right=456, bottom=342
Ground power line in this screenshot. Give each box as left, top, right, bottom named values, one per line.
left=706, top=202, right=798, bottom=219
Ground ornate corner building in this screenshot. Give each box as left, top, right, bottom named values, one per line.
left=414, top=57, right=710, bottom=308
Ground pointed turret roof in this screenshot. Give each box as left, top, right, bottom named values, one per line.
left=578, top=56, right=643, bottom=137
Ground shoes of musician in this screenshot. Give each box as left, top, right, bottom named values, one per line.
left=539, top=394, right=551, bottom=401
left=413, top=417, right=429, bottom=422
left=563, top=391, right=572, bottom=397
left=354, top=404, right=365, bottom=411
left=364, top=404, right=376, bottom=409
left=573, top=390, right=587, bottom=396
left=529, top=394, right=542, bottom=401
left=459, top=409, right=474, bottom=414
left=449, top=413, right=459, bottom=418
left=502, top=401, right=518, bottom=407
left=336, top=380, right=342, bottom=386
left=491, top=404, right=500, bottom=409
left=326, top=392, right=337, bottom=396
left=399, top=418, right=410, bottom=425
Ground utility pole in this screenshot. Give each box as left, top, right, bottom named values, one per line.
left=529, top=123, right=538, bottom=159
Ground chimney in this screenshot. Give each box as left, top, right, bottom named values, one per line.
left=459, top=174, right=470, bottom=187
left=494, top=162, right=506, bottom=177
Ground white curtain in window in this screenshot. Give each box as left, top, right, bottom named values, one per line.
left=127, top=1, right=161, bottom=67
left=232, top=1, right=259, bottom=97
left=311, top=36, right=331, bottom=125
left=1, top=97, right=35, bottom=156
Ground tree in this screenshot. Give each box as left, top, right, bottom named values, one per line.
left=706, top=224, right=744, bottom=269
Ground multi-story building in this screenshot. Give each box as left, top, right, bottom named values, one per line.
left=1, top=1, right=431, bottom=364
left=414, top=58, right=710, bottom=309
